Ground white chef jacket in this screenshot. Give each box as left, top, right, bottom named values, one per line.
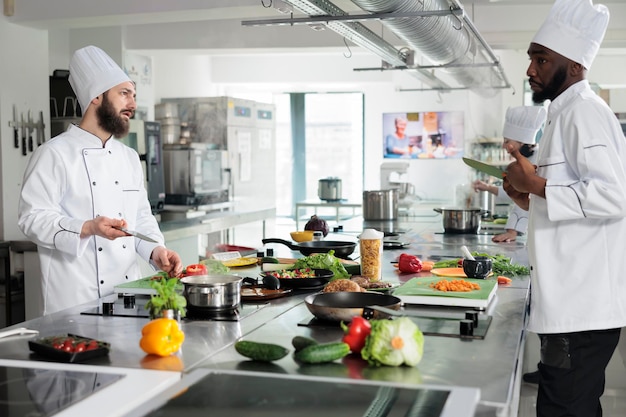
left=527, top=80, right=626, bottom=334
left=18, top=124, right=164, bottom=315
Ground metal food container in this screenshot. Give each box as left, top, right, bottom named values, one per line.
left=433, top=207, right=486, bottom=234
left=363, top=189, right=398, bottom=220
left=180, top=275, right=242, bottom=310
left=318, top=177, right=342, bottom=201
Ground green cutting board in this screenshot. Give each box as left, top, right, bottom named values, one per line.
left=114, top=277, right=183, bottom=295
left=393, top=277, right=498, bottom=308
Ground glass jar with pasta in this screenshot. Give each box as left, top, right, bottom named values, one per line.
left=359, top=228, right=384, bottom=281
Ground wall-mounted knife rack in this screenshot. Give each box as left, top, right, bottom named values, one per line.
left=8, top=105, right=46, bottom=156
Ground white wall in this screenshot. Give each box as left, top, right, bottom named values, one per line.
left=0, top=17, right=50, bottom=241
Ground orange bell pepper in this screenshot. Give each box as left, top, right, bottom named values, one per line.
left=140, top=318, right=185, bottom=357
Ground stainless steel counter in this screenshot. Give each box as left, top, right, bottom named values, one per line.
left=0, top=211, right=530, bottom=417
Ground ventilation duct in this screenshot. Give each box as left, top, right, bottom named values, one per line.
left=350, top=0, right=500, bottom=95
left=242, top=0, right=510, bottom=96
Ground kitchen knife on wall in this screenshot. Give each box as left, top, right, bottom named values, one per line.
left=37, top=111, right=45, bottom=145
left=12, top=105, right=19, bottom=148
left=20, top=113, right=26, bottom=156
left=27, top=111, right=33, bottom=152
left=462, top=157, right=504, bottom=179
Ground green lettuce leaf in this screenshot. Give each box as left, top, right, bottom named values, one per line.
left=292, top=250, right=350, bottom=280
left=361, top=317, right=424, bottom=367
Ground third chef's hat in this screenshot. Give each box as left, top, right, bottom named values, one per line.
left=532, top=0, right=609, bottom=70
left=69, top=45, right=131, bottom=114
left=503, top=106, right=547, bottom=145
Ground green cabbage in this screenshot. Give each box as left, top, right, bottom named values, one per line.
left=361, top=317, right=424, bottom=367
left=292, top=250, right=350, bottom=280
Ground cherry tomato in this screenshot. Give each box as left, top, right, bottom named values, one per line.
left=74, top=342, right=86, bottom=353
left=184, top=264, right=207, bottom=276
left=86, top=340, right=99, bottom=351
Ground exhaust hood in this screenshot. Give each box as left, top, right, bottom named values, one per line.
left=242, top=0, right=511, bottom=96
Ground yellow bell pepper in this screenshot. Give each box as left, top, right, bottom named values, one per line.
left=140, top=318, right=185, bottom=357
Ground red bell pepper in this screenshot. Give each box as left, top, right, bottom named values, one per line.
left=341, top=316, right=372, bottom=354
left=398, top=253, right=423, bottom=273
left=184, top=263, right=207, bottom=276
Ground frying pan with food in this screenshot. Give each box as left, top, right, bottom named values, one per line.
left=260, top=268, right=334, bottom=289
left=261, top=238, right=356, bottom=259
left=304, top=292, right=402, bottom=323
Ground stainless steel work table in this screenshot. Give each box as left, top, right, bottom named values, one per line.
left=0, top=213, right=530, bottom=417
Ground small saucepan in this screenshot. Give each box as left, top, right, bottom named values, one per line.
left=180, top=275, right=242, bottom=310
left=262, top=238, right=356, bottom=259
left=304, top=292, right=402, bottom=323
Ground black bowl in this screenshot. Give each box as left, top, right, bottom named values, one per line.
left=261, top=268, right=334, bottom=289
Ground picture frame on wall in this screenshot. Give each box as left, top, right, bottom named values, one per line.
left=382, top=111, right=465, bottom=159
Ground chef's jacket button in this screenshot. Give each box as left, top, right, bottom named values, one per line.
left=125, top=275, right=129, bottom=280
left=100, top=280, right=104, bottom=284
left=108, top=150, right=112, bottom=154
left=115, top=181, right=119, bottom=185
left=92, top=181, right=96, bottom=186
left=122, top=244, right=126, bottom=249
left=118, top=213, right=122, bottom=217
left=530, top=266, right=533, bottom=271
left=98, top=247, right=103, bottom=252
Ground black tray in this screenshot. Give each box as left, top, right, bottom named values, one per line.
left=28, top=333, right=110, bottom=363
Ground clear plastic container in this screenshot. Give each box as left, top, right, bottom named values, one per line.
left=359, top=228, right=384, bottom=281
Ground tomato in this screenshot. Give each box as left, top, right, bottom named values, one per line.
left=341, top=316, right=372, bottom=354
left=184, top=264, right=207, bottom=276
left=74, top=342, right=86, bottom=353
left=86, top=340, right=99, bottom=351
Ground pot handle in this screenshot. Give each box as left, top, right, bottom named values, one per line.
left=261, top=238, right=299, bottom=250
left=433, top=208, right=442, bottom=213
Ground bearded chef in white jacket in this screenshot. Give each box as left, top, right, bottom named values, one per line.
left=18, top=46, right=182, bottom=316
left=504, top=1, right=626, bottom=416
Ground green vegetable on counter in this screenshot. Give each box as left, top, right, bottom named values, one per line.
left=294, top=342, right=350, bottom=364
left=292, top=250, right=350, bottom=280
left=433, top=252, right=530, bottom=276
left=234, top=340, right=290, bottom=362
left=361, top=317, right=424, bottom=367
left=199, top=258, right=231, bottom=274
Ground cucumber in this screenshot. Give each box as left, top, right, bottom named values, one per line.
left=294, top=342, right=350, bottom=364
left=234, top=341, right=289, bottom=362
left=292, top=335, right=318, bottom=352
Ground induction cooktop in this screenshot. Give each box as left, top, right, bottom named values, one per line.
left=128, top=369, right=480, bottom=417
left=0, top=364, right=122, bottom=417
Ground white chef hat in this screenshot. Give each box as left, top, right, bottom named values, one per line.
left=532, top=0, right=609, bottom=70
left=503, top=106, right=547, bottom=145
left=68, top=45, right=131, bottom=114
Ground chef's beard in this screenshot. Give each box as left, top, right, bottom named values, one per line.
left=532, top=65, right=567, bottom=104
left=97, top=92, right=131, bottom=138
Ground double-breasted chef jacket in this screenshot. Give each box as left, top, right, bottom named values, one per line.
left=18, top=124, right=163, bottom=315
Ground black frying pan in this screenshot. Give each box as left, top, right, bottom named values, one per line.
left=304, top=292, right=402, bottom=322
left=261, top=238, right=356, bottom=259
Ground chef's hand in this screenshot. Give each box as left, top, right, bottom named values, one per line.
left=81, top=216, right=128, bottom=239
left=472, top=180, right=498, bottom=195
left=503, top=177, right=530, bottom=210
left=151, top=247, right=183, bottom=277
left=505, top=149, right=546, bottom=198
left=492, top=229, right=518, bottom=243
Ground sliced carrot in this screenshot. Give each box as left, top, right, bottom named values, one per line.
left=421, top=261, right=435, bottom=272
left=497, top=276, right=512, bottom=285
left=391, top=336, right=405, bottom=350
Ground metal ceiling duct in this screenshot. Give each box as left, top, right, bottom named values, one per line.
left=350, top=0, right=497, bottom=95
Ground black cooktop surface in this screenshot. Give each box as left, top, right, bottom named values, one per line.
left=0, top=365, right=122, bottom=417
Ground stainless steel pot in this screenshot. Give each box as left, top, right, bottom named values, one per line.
left=433, top=207, right=486, bottom=234
left=318, top=177, right=342, bottom=201
left=180, top=275, right=242, bottom=310
left=473, top=190, right=495, bottom=218
left=363, top=189, right=398, bottom=220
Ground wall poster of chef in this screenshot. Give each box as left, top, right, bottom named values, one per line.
left=382, top=111, right=465, bottom=159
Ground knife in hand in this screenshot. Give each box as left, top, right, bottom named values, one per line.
left=114, top=226, right=159, bottom=243
left=462, top=157, right=504, bottom=179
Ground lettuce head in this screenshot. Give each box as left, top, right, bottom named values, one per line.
left=361, top=317, right=424, bottom=367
